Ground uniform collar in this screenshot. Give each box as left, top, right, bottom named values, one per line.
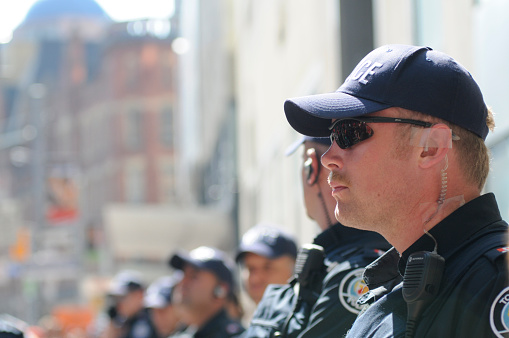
left=362, top=193, right=502, bottom=290
left=398, top=193, right=502, bottom=275
left=195, top=309, right=228, bottom=336
left=362, top=247, right=401, bottom=289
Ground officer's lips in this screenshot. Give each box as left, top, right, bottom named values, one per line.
left=329, top=182, right=347, bottom=196
left=328, top=172, right=348, bottom=197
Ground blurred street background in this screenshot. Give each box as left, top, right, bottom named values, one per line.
left=1, top=0, right=509, bottom=333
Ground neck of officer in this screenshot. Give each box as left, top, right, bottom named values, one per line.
left=187, top=299, right=226, bottom=328
left=385, top=166, right=480, bottom=254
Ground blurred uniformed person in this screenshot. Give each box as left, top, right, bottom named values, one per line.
left=144, top=273, right=184, bottom=337
left=0, top=317, right=24, bottom=338
left=169, top=246, right=244, bottom=338
left=103, top=270, right=157, bottom=338
left=245, top=136, right=390, bottom=337
left=236, top=223, right=297, bottom=304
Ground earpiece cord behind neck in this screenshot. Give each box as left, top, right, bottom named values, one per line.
left=317, top=187, right=334, bottom=228
left=422, top=155, right=448, bottom=234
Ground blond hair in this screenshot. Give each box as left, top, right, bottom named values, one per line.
left=394, top=107, right=494, bottom=191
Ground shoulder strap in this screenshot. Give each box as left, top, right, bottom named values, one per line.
left=445, top=229, right=507, bottom=281
left=413, top=228, right=508, bottom=337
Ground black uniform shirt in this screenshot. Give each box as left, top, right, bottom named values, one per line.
left=347, top=193, right=509, bottom=338
left=245, top=223, right=390, bottom=337
left=123, top=309, right=158, bottom=338
left=172, top=309, right=244, bottom=338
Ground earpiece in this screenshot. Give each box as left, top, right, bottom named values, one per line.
left=304, top=158, right=313, bottom=181
left=213, top=285, right=227, bottom=298
left=304, top=157, right=318, bottom=185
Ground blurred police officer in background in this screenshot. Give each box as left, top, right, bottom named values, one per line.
left=245, top=136, right=390, bottom=337
left=144, top=273, right=185, bottom=337
left=102, top=270, right=157, bottom=338
left=0, top=316, right=24, bottom=338
left=236, top=223, right=297, bottom=304
left=168, top=246, right=245, bottom=337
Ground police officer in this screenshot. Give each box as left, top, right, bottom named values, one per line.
left=168, top=246, right=244, bottom=337
left=283, top=44, right=509, bottom=337
left=244, top=136, right=390, bottom=337
left=0, top=317, right=24, bottom=338
left=144, top=273, right=185, bottom=337
left=103, top=270, right=157, bottom=338
left=236, top=223, right=298, bottom=304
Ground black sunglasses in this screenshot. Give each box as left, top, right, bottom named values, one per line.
left=328, top=116, right=433, bottom=149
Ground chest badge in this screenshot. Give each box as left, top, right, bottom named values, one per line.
left=339, top=268, right=368, bottom=314
left=490, top=286, right=509, bottom=337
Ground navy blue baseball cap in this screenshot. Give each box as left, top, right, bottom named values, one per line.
left=108, top=270, right=144, bottom=296
left=285, top=136, right=332, bottom=156
left=284, top=44, right=489, bottom=139
left=236, top=223, right=298, bottom=262
left=0, top=319, right=23, bottom=338
left=169, top=246, right=235, bottom=289
left=144, top=272, right=182, bottom=309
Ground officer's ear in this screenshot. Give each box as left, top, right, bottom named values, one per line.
left=418, top=124, right=451, bottom=169
left=305, top=148, right=320, bottom=186
left=213, top=284, right=228, bottom=299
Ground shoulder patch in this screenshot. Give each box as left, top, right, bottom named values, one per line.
left=490, top=286, right=509, bottom=337
left=225, top=323, right=242, bottom=335
left=485, top=247, right=509, bottom=263
left=132, top=320, right=151, bottom=338
left=339, top=268, right=368, bottom=314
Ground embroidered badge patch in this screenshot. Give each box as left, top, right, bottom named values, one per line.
left=132, top=320, right=151, bottom=338
left=339, top=268, right=368, bottom=314
left=490, top=286, right=509, bottom=337
left=226, top=323, right=242, bottom=335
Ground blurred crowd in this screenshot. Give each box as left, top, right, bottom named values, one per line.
left=0, top=134, right=390, bottom=338
left=0, top=131, right=312, bottom=338
left=0, top=222, right=299, bottom=338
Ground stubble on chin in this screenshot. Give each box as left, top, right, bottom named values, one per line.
left=329, top=171, right=361, bottom=228
left=329, top=171, right=381, bottom=231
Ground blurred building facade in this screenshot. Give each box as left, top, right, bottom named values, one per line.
left=0, top=0, right=238, bottom=322
left=0, top=0, right=114, bottom=320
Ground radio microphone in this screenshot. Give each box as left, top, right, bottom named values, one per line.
left=402, top=231, right=444, bottom=338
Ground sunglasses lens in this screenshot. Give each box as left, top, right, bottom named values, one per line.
left=330, top=120, right=374, bottom=149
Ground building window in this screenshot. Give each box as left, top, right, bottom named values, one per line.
left=160, top=106, right=174, bottom=147
left=125, top=160, right=146, bottom=203
left=162, top=49, right=174, bottom=88
left=125, top=52, right=139, bottom=89
left=125, top=109, right=144, bottom=150
left=159, top=159, right=176, bottom=203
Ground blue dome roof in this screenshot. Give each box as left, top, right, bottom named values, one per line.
left=24, top=0, right=111, bottom=23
